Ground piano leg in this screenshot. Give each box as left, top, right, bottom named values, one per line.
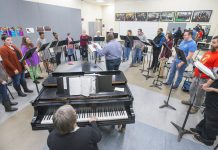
left=118, top=124, right=126, bottom=133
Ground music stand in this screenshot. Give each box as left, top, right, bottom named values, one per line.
left=57, top=40, right=68, bottom=47
left=160, top=47, right=187, bottom=110
left=171, top=61, right=218, bottom=142
left=107, top=32, right=118, bottom=39
left=38, top=43, right=50, bottom=74
left=150, top=42, right=171, bottom=89
left=49, top=41, right=58, bottom=48
left=20, top=47, right=40, bottom=93
left=93, top=37, right=105, bottom=42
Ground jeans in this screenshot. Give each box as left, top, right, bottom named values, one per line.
left=124, top=47, right=131, bottom=60
left=166, top=60, right=187, bottom=87
left=11, top=71, right=25, bottom=88
left=132, top=48, right=142, bottom=64
left=188, top=77, right=207, bottom=107
left=0, top=84, right=9, bottom=101
left=106, top=58, right=121, bottom=71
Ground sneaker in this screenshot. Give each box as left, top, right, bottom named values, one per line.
left=172, top=85, right=178, bottom=89
left=181, top=100, right=191, bottom=105
left=193, top=134, right=214, bottom=146
left=190, top=107, right=199, bottom=114
left=68, top=61, right=74, bottom=65
left=37, top=76, right=44, bottom=80
left=163, top=82, right=169, bottom=86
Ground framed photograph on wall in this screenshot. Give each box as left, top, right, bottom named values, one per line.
left=115, top=13, right=125, bottom=21
left=175, top=11, right=192, bottom=22
left=135, top=12, right=147, bottom=21
left=147, top=12, right=160, bottom=21
left=192, top=10, right=212, bottom=22
left=125, top=13, right=136, bottom=21
left=160, top=11, right=175, bottom=22
left=36, top=26, right=45, bottom=32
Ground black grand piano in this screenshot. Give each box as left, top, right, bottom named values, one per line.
left=31, top=62, right=135, bottom=131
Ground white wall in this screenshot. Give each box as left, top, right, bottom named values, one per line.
left=81, top=1, right=103, bottom=34
left=24, top=0, right=81, bottom=9
left=102, top=5, right=115, bottom=36
left=114, top=0, right=218, bottom=37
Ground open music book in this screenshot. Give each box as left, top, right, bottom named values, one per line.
left=194, top=61, right=218, bottom=80
left=68, top=76, right=96, bottom=96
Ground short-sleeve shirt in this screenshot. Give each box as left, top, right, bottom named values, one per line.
left=194, top=50, right=218, bottom=78
left=176, top=39, right=197, bottom=63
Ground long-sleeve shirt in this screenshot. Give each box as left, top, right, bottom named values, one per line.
left=96, top=40, right=122, bottom=60
left=134, top=34, right=147, bottom=49
left=47, top=122, right=102, bottom=150
left=153, top=33, right=165, bottom=48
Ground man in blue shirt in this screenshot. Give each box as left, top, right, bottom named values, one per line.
left=94, top=33, right=122, bottom=70
left=164, top=30, right=197, bottom=89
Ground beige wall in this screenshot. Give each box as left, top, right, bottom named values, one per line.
left=114, top=0, right=218, bottom=37
left=102, top=5, right=115, bottom=36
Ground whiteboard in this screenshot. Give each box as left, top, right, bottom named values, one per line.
left=118, top=22, right=159, bottom=39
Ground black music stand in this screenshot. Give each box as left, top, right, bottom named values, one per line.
left=171, top=61, right=218, bottom=142
left=57, top=39, right=68, bottom=47
left=107, top=32, right=118, bottom=39
left=150, top=42, right=170, bottom=89
left=49, top=41, right=58, bottom=48
left=159, top=47, right=187, bottom=110
left=140, top=40, right=151, bottom=73
left=38, top=43, right=50, bottom=74
left=20, top=47, right=40, bottom=93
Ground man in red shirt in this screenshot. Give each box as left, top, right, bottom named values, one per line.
left=80, top=30, right=90, bottom=60
left=182, top=36, right=218, bottom=114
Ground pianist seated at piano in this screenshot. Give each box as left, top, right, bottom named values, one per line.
left=47, top=105, right=102, bottom=150
left=93, top=33, right=122, bottom=71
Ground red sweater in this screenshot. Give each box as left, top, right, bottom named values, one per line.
left=0, top=45, right=26, bottom=77
left=80, top=35, right=89, bottom=46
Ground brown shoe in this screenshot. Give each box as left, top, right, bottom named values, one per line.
left=190, top=107, right=199, bottom=114
left=181, top=100, right=191, bottom=105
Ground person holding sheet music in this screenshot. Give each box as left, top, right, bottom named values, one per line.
left=159, top=33, right=173, bottom=77
left=21, top=36, right=43, bottom=84
left=131, top=29, right=147, bottom=67
left=66, top=33, right=75, bottom=65
left=164, top=30, right=197, bottom=89
left=123, top=30, right=133, bottom=62
left=148, top=28, right=165, bottom=73
left=182, top=36, right=218, bottom=114
left=94, top=33, right=122, bottom=71
left=0, top=55, right=18, bottom=112
left=37, top=32, right=52, bottom=72
left=0, top=34, right=33, bottom=97
left=52, top=32, right=62, bottom=66
left=80, top=30, right=90, bottom=60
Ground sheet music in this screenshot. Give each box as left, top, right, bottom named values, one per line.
left=63, top=77, right=67, bottom=90
left=194, top=61, right=217, bottom=80
left=69, top=77, right=81, bottom=95
left=81, top=76, right=91, bottom=96
left=88, top=44, right=97, bottom=52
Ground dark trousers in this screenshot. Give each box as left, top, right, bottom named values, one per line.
left=196, top=110, right=218, bottom=143
left=80, top=46, right=88, bottom=60
left=55, top=52, right=62, bottom=66
left=11, top=71, right=25, bottom=89
left=0, top=84, right=9, bottom=101
left=151, top=48, right=161, bottom=70
left=106, top=58, right=121, bottom=71
left=68, top=54, right=75, bottom=61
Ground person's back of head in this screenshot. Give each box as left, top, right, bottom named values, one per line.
left=53, top=105, right=77, bottom=135
left=106, top=33, right=114, bottom=43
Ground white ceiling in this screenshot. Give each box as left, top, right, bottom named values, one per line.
left=83, top=0, right=114, bottom=5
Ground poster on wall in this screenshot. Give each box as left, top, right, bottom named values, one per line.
left=115, top=13, right=125, bottom=21
left=16, top=26, right=24, bottom=36
left=36, top=26, right=45, bottom=32
left=175, top=11, right=192, bottom=22
left=135, top=12, right=147, bottom=21
left=44, top=26, right=52, bottom=32
left=26, top=28, right=35, bottom=34
left=147, top=12, right=160, bottom=21
left=192, top=10, right=212, bottom=22
left=125, top=13, right=135, bottom=21
left=8, top=27, right=17, bottom=37
left=160, top=11, right=175, bottom=22
left=0, top=27, right=9, bottom=35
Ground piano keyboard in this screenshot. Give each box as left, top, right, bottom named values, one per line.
left=41, top=106, right=128, bottom=124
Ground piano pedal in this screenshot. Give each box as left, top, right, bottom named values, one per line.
left=117, top=124, right=126, bottom=133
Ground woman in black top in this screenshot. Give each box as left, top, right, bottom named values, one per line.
left=124, top=30, right=133, bottom=61
left=47, top=105, right=102, bottom=150
left=191, top=80, right=218, bottom=146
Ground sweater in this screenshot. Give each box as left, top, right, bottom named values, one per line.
left=0, top=44, right=26, bottom=77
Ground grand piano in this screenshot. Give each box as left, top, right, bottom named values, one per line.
left=31, top=62, right=135, bottom=131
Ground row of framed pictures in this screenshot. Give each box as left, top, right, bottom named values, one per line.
left=115, top=10, right=212, bottom=22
